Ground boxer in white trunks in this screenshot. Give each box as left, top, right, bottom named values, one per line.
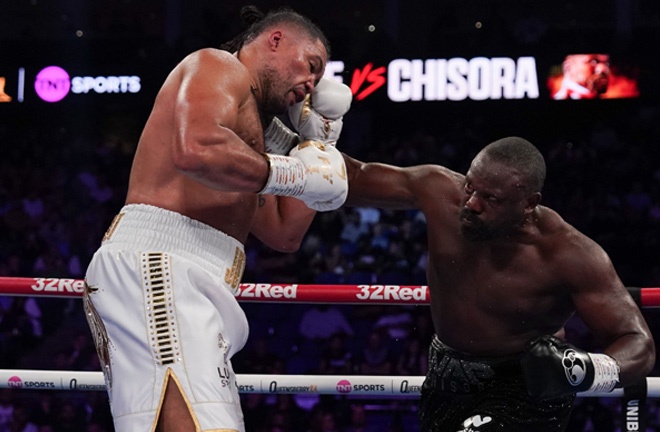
left=84, top=5, right=352, bottom=431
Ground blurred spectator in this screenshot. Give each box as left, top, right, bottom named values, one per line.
left=357, top=330, right=394, bottom=375
left=0, top=297, right=42, bottom=367
left=340, top=209, right=368, bottom=245
left=395, top=337, right=428, bottom=376
left=344, top=403, right=379, bottom=432
left=355, top=208, right=380, bottom=230
left=241, top=393, right=269, bottom=432
left=52, top=401, right=86, bottom=432
left=565, top=398, right=616, bottom=432
left=7, top=402, right=38, bottom=432
left=410, top=309, right=435, bottom=347
left=0, top=389, right=14, bottom=431
left=298, top=305, right=354, bottom=342
left=28, top=392, right=56, bottom=427
left=234, top=336, right=283, bottom=375
left=306, top=409, right=340, bottom=432
left=265, top=394, right=308, bottom=432
left=317, top=333, right=354, bottom=375
left=82, top=392, right=113, bottom=430
left=374, top=306, right=413, bottom=341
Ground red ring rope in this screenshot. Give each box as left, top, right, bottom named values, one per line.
left=0, top=276, right=659, bottom=307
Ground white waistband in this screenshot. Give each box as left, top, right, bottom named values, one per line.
left=101, top=204, right=245, bottom=287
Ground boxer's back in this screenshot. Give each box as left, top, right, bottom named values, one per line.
left=125, top=49, right=263, bottom=243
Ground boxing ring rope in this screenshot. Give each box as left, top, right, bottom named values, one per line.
left=0, top=275, right=657, bottom=431
left=1, top=369, right=659, bottom=398
left=1, top=277, right=660, bottom=307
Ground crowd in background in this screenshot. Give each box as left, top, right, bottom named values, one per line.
left=1, top=92, right=660, bottom=431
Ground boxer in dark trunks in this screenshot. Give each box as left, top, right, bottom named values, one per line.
left=343, top=136, right=655, bottom=431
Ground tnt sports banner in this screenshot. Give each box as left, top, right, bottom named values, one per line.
left=0, top=52, right=642, bottom=106
left=0, top=64, right=142, bottom=104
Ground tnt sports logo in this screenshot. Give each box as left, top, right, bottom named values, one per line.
left=8, top=376, right=23, bottom=388
left=34, top=65, right=141, bottom=103
left=35, top=66, right=71, bottom=102
left=562, top=349, right=587, bottom=386
left=336, top=379, right=352, bottom=394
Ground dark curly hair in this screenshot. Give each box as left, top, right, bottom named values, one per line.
left=220, top=5, right=330, bottom=57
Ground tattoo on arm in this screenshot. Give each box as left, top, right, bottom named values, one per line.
left=258, top=195, right=266, bottom=207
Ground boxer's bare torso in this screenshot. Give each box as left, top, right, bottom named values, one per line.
left=422, top=188, right=575, bottom=355
left=126, top=49, right=264, bottom=243
left=344, top=155, right=649, bottom=368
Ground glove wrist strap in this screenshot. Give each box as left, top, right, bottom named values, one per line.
left=259, top=154, right=306, bottom=197
left=264, top=117, right=300, bottom=155
left=587, top=353, right=620, bottom=393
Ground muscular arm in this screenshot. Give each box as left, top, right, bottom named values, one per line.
left=343, top=154, right=461, bottom=209
left=170, top=49, right=268, bottom=192
left=250, top=195, right=316, bottom=252
left=567, top=234, right=655, bottom=385
left=251, top=154, right=453, bottom=252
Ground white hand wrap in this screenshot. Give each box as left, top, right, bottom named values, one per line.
left=260, top=141, right=348, bottom=211
left=289, top=76, right=352, bottom=146
left=263, top=117, right=300, bottom=155
left=259, top=154, right=306, bottom=197
left=586, top=353, right=620, bottom=393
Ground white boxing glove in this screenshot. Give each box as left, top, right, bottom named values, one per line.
left=263, top=117, right=300, bottom=155
left=259, top=141, right=348, bottom=211
left=288, top=76, right=352, bottom=146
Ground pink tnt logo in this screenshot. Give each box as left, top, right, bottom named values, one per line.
left=8, top=376, right=23, bottom=388
left=34, top=66, right=71, bottom=102
left=336, top=379, right=352, bottom=394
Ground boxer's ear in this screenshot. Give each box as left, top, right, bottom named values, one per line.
left=268, top=31, right=283, bottom=51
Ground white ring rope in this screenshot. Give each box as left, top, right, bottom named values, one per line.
left=1, top=369, right=658, bottom=397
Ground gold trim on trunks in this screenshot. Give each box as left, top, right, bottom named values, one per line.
left=142, top=252, right=180, bottom=365
left=83, top=280, right=113, bottom=391
left=224, top=247, right=245, bottom=291
left=102, top=212, right=124, bottom=242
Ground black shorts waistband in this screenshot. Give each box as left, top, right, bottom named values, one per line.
left=430, top=335, right=523, bottom=377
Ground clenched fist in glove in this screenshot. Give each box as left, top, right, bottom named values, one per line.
left=289, top=76, right=352, bottom=146
left=521, top=335, right=619, bottom=399
left=264, top=76, right=352, bottom=154
left=259, top=141, right=347, bottom=211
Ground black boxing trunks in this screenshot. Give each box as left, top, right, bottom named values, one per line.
left=419, top=336, right=574, bottom=432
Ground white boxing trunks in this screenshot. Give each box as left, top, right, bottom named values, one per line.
left=84, top=204, right=249, bottom=432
